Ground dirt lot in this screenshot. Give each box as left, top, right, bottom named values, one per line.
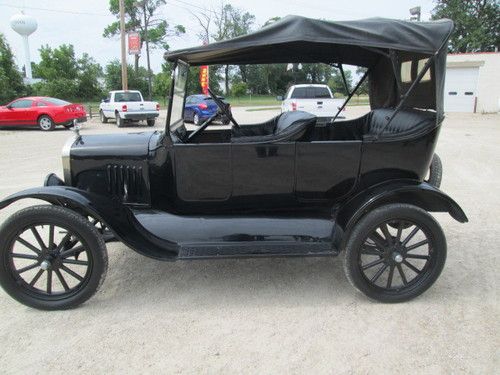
left=0, top=107, right=498, bottom=374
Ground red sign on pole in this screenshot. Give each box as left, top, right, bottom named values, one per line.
left=128, top=32, right=141, bottom=55
left=199, top=65, right=209, bottom=95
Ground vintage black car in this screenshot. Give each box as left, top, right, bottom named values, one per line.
left=0, top=16, right=467, bottom=310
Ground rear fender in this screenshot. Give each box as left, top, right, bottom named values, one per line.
left=0, top=186, right=178, bottom=259
left=334, top=180, right=468, bottom=249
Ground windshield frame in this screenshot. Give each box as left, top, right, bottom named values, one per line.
left=166, top=60, right=189, bottom=133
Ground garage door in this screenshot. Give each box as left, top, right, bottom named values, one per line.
left=444, top=67, right=479, bottom=112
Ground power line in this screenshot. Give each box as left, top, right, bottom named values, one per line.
left=0, top=3, right=111, bottom=17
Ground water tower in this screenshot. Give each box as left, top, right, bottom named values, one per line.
left=10, top=11, right=38, bottom=80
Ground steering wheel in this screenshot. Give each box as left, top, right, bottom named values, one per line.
left=187, top=113, right=218, bottom=142
left=207, top=87, right=239, bottom=128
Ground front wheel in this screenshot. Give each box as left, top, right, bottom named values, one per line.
left=38, top=115, right=55, bottom=131
left=0, top=205, right=108, bottom=310
left=193, top=113, right=200, bottom=126
left=343, top=203, right=446, bottom=303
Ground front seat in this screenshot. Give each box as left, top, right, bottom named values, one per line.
left=231, top=111, right=316, bottom=143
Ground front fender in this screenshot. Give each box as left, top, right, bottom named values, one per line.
left=0, top=186, right=178, bottom=259
left=335, top=180, right=467, bottom=247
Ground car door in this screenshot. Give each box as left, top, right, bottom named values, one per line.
left=174, top=142, right=232, bottom=203
left=183, top=96, right=195, bottom=120
left=101, top=93, right=112, bottom=117
left=3, top=99, right=35, bottom=125
left=231, top=141, right=296, bottom=208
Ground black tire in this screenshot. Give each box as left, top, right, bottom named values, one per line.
left=0, top=205, right=108, bottom=310
left=115, top=112, right=124, bottom=128
left=343, top=203, right=446, bottom=303
left=38, top=115, right=55, bottom=131
left=100, top=110, right=108, bottom=123
left=193, top=113, right=200, bottom=126
left=425, top=154, right=442, bottom=188
left=147, top=119, right=155, bottom=127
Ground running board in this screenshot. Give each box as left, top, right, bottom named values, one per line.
left=130, top=208, right=339, bottom=260
left=178, top=241, right=338, bottom=260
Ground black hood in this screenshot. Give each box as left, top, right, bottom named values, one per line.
left=71, top=131, right=157, bottom=158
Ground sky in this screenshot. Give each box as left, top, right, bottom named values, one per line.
left=0, top=0, right=437, bottom=74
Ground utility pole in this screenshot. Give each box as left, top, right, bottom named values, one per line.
left=143, top=1, right=152, bottom=100
left=119, top=0, right=128, bottom=90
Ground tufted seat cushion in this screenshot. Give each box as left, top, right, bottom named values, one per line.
left=366, top=108, right=436, bottom=136
left=231, top=111, right=316, bottom=143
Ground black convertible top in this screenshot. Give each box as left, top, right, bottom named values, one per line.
left=165, top=15, right=453, bottom=66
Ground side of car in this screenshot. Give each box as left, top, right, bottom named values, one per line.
left=0, top=97, right=86, bottom=131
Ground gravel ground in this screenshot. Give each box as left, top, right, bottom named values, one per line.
left=0, top=107, right=498, bottom=374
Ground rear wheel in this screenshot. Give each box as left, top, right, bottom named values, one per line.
left=425, top=154, right=442, bottom=188
left=38, top=115, right=55, bottom=131
left=147, top=119, right=155, bottom=127
left=343, top=204, right=446, bottom=303
left=0, top=205, right=108, bottom=310
left=115, top=112, right=124, bottom=127
left=100, top=110, right=108, bottom=123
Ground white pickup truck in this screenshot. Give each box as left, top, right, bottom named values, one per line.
left=279, top=84, right=345, bottom=121
left=99, top=90, right=160, bottom=127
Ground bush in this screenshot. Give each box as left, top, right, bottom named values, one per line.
left=31, top=79, right=78, bottom=100
left=231, top=82, right=247, bottom=97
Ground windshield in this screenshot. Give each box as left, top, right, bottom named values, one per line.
left=44, top=97, right=71, bottom=106
left=169, top=61, right=188, bottom=131
left=115, top=92, right=142, bottom=102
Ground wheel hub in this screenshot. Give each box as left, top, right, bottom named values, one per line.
left=40, top=259, right=51, bottom=270
left=392, top=252, right=403, bottom=263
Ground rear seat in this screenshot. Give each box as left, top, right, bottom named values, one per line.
left=365, top=108, right=436, bottom=136
left=231, top=111, right=316, bottom=143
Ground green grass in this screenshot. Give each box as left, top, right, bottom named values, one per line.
left=245, top=106, right=281, bottom=112
left=224, top=95, right=281, bottom=107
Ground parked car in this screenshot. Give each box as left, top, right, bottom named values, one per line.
left=99, top=90, right=159, bottom=127
left=279, top=84, right=345, bottom=121
left=184, top=94, right=231, bottom=125
left=0, top=16, right=466, bottom=310
left=0, top=97, right=86, bottom=131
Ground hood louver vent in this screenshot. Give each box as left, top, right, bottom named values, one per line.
left=106, top=164, right=143, bottom=201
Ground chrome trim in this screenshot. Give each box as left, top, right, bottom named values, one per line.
left=62, top=135, right=76, bottom=185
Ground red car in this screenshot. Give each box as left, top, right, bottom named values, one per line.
left=0, top=97, right=87, bottom=131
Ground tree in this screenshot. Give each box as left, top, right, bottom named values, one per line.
left=328, top=69, right=353, bottom=96
left=76, top=53, right=104, bottom=100
left=212, top=2, right=255, bottom=94
left=103, top=0, right=185, bottom=71
left=33, top=44, right=78, bottom=81
left=431, top=0, right=499, bottom=52
left=104, top=60, right=149, bottom=94
left=153, top=62, right=172, bottom=102
left=32, top=45, right=103, bottom=100
left=0, top=33, right=25, bottom=104
left=231, top=82, right=247, bottom=97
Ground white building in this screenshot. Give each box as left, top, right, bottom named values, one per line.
left=445, top=52, right=500, bottom=113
